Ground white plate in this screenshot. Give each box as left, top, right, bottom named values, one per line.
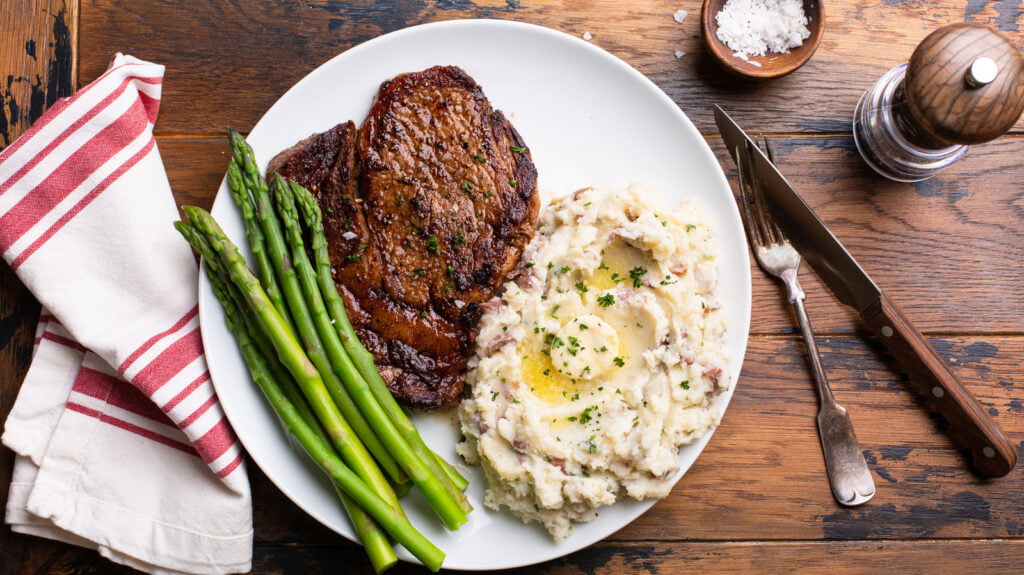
left=201, top=19, right=751, bottom=571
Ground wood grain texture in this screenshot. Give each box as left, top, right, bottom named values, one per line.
left=75, top=0, right=1024, bottom=136
left=0, top=2, right=77, bottom=574
left=8, top=539, right=1024, bottom=575
left=4, top=1, right=1024, bottom=574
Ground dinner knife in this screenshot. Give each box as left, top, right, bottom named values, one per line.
left=714, top=105, right=1017, bottom=478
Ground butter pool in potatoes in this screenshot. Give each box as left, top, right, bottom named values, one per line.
left=457, top=184, right=730, bottom=540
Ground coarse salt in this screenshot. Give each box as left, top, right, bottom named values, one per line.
left=583, top=31, right=593, bottom=41
left=715, top=0, right=810, bottom=57
left=673, top=9, right=688, bottom=23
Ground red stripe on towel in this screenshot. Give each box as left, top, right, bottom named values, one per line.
left=73, top=366, right=176, bottom=428
left=0, top=98, right=151, bottom=248
left=0, top=76, right=134, bottom=196
left=0, top=63, right=161, bottom=169
left=131, top=328, right=204, bottom=397
left=66, top=401, right=198, bottom=457
left=119, top=305, right=198, bottom=375
left=191, top=417, right=237, bottom=464
left=161, top=371, right=212, bottom=413
left=9, top=137, right=157, bottom=270
left=217, top=453, right=245, bottom=479
left=41, top=332, right=88, bottom=353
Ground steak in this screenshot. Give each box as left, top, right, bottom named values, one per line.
left=269, top=66, right=539, bottom=408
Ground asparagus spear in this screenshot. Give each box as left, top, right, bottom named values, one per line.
left=225, top=134, right=294, bottom=334
left=183, top=206, right=405, bottom=510
left=274, top=175, right=469, bottom=528
left=176, top=221, right=399, bottom=572
left=228, top=132, right=407, bottom=488
left=289, top=180, right=469, bottom=492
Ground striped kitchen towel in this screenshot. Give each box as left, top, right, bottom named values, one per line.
left=1, top=54, right=252, bottom=574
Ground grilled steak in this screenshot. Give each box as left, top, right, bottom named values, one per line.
left=269, top=66, right=539, bottom=408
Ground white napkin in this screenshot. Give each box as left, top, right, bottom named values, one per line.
left=1, top=54, right=252, bottom=574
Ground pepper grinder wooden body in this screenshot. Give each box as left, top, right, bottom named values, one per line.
left=853, top=24, right=1024, bottom=182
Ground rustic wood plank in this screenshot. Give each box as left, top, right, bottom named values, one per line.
left=21, top=538, right=1022, bottom=574
left=0, top=1, right=78, bottom=573
left=246, top=540, right=1024, bottom=574
left=77, top=0, right=1024, bottom=135
left=712, top=134, right=1024, bottom=334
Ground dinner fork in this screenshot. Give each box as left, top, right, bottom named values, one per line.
left=736, top=138, right=875, bottom=507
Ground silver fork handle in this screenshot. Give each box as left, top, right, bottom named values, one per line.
left=782, top=270, right=876, bottom=507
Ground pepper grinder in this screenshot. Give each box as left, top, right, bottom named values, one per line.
left=853, top=23, right=1024, bottom=182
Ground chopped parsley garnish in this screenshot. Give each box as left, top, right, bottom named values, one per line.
left=426, top=235, right=439, bottom=253
left=473, top=154, right=487, bottom=163
left=544, top=333, right=564, bottom=348
left=461, top=181, right=474, bottom=192
left=510, top=145, right=526, bottom=153
left=524, top=262, right=536, bottom=268
left=413, top=268, right=426, bottom=276
left=452, top=232, right=467, bottom=248
left=508, top=177, right=517, bottom=187
left=629, top=266, right=648, bottom=288
left=597, top=293, right=615, bottom=307
left=680, top=380, right=690, bottom=389
left=613, top=356, right=625, bottom=367
left=579, top=406, right=596, bottom=425
left=574, top=281, right=588, bottom=293
left=686, top=223, right=697, bottom=231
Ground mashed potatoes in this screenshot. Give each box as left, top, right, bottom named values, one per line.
left=457, top=184, right=730, bottom=539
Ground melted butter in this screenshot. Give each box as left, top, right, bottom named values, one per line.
left=519, top=341, right=580, bottom=403
left=589, top=240, right=646, bottom=291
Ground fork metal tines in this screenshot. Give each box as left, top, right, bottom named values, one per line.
left=734, top=136, right=876, bottom=507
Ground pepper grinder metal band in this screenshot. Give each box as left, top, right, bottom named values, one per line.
left=853, top=24, right=1024, bottom=182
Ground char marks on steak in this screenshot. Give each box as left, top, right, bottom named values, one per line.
left=269, top=66, right=539, bottom=409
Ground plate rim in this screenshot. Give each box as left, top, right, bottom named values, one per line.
left=199, top=18, right=751, bottom=571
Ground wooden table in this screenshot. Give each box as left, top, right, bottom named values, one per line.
left=3, top=1, right=1023, bottom=573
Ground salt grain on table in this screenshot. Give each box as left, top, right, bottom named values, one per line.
left=674, top=9, right=688, bottom=23
left=715, top=0, right=810, bottom=58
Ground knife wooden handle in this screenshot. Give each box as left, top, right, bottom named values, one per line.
left=861, top=294, right=1017, bottom=478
